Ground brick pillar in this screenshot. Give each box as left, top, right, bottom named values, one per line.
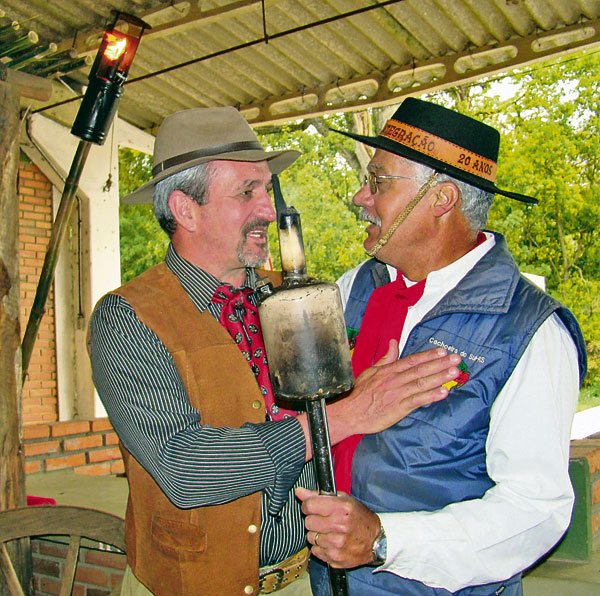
left=19, top=159, right=58, bottom=424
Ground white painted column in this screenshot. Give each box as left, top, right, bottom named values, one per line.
left=25, top=113, right=153, bottom=419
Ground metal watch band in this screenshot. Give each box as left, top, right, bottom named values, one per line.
left=370, top=520, right=387, bottom=566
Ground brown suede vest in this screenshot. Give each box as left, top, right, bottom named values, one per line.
left=107, top=263, right=282, bottom=596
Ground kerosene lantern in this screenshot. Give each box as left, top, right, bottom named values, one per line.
left=256, top=177, right=352, bottom=596
left=71, top=12, right=150, bottom=144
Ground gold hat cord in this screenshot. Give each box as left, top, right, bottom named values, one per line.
left=366, top=171, right=439, bottom=258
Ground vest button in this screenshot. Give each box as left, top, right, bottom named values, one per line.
left=247, top=524, right=258, bottom=534
left=244, top=585, right=254, bottom=594
left=252, top=400, right=262, bottom=409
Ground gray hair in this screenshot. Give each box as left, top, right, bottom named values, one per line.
left=153, top=162, right=214, bottom=237
left=412, top=161, right=494, bottom=232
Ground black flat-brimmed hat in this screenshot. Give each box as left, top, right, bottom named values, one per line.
left=124, top=106, right=300, bottom=204
left=333, top=97, right=537, bottom=204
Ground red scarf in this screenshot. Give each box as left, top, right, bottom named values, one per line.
left=333, top=277, right=425, bottom=493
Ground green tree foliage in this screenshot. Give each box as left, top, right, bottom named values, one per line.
left=118, top=148, right=167, bottom=282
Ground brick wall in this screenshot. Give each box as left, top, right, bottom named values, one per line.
left=32, top=538, right=125, bottom=596
left=24, top=418, right=124, bottom=477
left=19, top=158, right=59, bottom=424
left=17, top=159, right=123, bottom=478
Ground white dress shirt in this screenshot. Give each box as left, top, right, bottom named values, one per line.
left=337, top=232, right=579, bottom=591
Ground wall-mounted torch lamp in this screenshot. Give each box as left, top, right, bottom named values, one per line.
left=71, top=12, right=149, bottom=144
left=21, top=12, right=150, bottom=381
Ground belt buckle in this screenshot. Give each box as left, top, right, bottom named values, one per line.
left=259, top=568, right=284, bottom=594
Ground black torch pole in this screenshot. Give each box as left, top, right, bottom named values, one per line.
left=271, top=175, right=348, bottom=594
left=305, top=398, right=349, bottom=596
left=21, top=139, right=91, bottom=381
left=20, top=12, right=150, bottom=384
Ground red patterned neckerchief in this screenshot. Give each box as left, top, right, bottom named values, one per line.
left=212, top=284, right=297, bottom=421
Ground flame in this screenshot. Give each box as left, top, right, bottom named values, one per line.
left=104, top=34, right=127, bottom=61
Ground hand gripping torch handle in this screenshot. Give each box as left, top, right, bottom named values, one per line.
left=305, top=398, right=348, bottom=596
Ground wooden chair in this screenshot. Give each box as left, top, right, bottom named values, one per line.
left=0, top=505, right=125, bottom=596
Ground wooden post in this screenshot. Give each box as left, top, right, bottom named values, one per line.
left=0, top=62, right=50, bottom=596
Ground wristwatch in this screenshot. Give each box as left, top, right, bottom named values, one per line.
left=370, top=520, right=387, bottom=566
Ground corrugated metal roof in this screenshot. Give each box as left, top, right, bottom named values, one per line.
left=2, top=0, right=600, bottom=131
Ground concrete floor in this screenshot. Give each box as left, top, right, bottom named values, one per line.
left=26, top=469, right=599, bottom=595
left=27, top=468, right=128, bottom=517
left=524, top=554, right=600, bottom=596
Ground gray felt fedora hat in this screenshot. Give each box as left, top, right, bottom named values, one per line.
left=124, top=106, right=301, bottom=204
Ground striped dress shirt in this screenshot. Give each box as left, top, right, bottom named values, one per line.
left=89, top=244, right=315, bottom=566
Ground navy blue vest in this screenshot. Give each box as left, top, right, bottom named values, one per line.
left=338, top=233, right=587, bottom=596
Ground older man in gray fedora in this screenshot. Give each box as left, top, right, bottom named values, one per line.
left=88, top=106, right=462, bottom=596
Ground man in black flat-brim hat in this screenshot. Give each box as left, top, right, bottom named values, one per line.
left=88, top=105, right=464, bottom=596
left=297, top=98, right=587, bottom=596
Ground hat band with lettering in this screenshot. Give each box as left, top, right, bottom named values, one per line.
left=332, top=97, right=537, bottom=205
left=380, top=120, right=497, bottom=183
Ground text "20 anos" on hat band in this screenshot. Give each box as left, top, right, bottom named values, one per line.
left=381, top=120, right=498, bottom=183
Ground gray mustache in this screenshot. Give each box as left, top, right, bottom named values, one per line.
left=241, top=219, right=271, bottom=236
left=359, top=208, right=381, bottom=227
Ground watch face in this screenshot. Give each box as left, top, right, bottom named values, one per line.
left=375, top=536, right=387, bottom=558
left=372, top=529, right=387, bottom=565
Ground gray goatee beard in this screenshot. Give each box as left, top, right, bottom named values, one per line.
left=359, top=207, right=381, bottom=227
left=237, top=219, right=271, bottom=268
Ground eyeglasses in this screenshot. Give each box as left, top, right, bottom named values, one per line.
left=362, top=172, right=417, bottom=195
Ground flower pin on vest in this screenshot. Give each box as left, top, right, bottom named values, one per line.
left=347, top=327, right=360, bottom=355
left=443, top=360, right=470, bottom=392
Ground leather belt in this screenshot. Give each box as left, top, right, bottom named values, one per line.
left=259, top=547, right=310, bottom=594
